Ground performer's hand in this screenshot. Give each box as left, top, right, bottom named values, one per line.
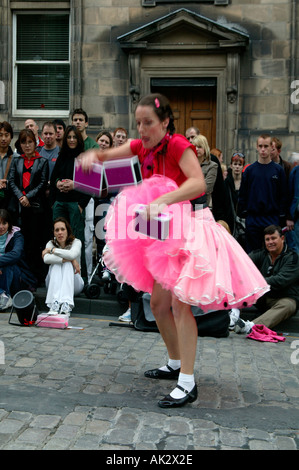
left=76, top=150, right=102, bottom=172
left=145, top=201, right=167, bottom=220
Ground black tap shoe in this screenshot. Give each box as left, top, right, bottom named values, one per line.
left=144, top=365, right=180, bottom=380
left=158, top=384, right=198, bottom=408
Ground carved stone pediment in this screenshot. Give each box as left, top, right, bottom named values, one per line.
left=117, top=8, right=249, bottom=52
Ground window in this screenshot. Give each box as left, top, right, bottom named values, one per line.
left=142, top=0, right=228, bottom=5
left=13, top=12, right=70, bottom=117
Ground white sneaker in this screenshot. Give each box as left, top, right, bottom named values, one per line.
left=48, top=300, right=60, bottom=315
left=229, top=308, right=240, bottom=330
left=118, top=308, right=131, bottom=322
left=0, top=293, right=12, bottom=310
left=234, top=318, right=254, bottom=334
left=60, top=302, right=72, bottom=316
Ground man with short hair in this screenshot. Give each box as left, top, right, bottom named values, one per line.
left=71, top=108, right=98, bottom=282
left=39, top=122, right=60, bottom=178
left=234, top=225, right=299, bottom=334
left=53, top=119, right=66, bottom=147
left=0, top=121, right=18, bottom=208
left=71, top=108, right=98, bottom=150
left=113, top=127, right=128, bottom=147
left=185, top=126, right=200, bottom=142
left=270, top=137, right=292, bottom=181
left=238, top=134, right=287, bottom=253
left=271, top=137, right=296, bottom=250
left=24, top=119, right=44, bottom=150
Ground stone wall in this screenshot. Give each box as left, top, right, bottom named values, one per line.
left=1, top=0, right=299, bottom=161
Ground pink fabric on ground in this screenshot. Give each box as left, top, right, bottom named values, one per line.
left=247, top=324, right=286, bottom=342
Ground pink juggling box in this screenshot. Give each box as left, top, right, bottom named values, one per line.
left=73, top=160, right=107, bottom=197
left=74, top=156, right=142, bottom=197
left=35, top=313, right=68, bottom=329
left=134, top=204, right=173, bottom=241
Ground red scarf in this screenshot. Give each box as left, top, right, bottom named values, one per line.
left=21, top=152, right=40, bottom=194
left=141, top=133, right=172, bottom=178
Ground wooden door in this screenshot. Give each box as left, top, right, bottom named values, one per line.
left=151, top=85, right=217, bottom=148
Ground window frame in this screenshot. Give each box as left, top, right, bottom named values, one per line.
left=12, top=10, right=71, bottom=118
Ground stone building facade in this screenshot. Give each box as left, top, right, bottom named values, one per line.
left=1, top=0, right=299, bottom=164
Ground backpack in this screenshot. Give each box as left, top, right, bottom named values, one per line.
left=131, top=293, right=230, bottom=338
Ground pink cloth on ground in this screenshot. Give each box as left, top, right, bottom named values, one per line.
left=247, top=324, right=286, bottom=342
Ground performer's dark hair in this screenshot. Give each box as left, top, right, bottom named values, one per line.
left=137, top=93, right=175, bottom=135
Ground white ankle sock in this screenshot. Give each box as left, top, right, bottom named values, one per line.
left=159, top=359, right=181, bottom=372
left=170, top=372, right=195, bottom=399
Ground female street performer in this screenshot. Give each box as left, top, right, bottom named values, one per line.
left=78, top=93, right=269, bottom=408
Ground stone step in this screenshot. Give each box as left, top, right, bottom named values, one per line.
left=34, top=285, right=125, bottom=317
left=33, top=287, right=299, bottom=335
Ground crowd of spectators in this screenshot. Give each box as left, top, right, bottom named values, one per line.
left=1, top=116, right=299, bottom=328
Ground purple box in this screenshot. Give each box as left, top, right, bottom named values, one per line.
left=134, top=204, right=172, bottom=241
left=103, top=156, right=142, bottom=192
left=73, top=161, right=107, bottom=197
left=73, top=156, right=142, bottom=196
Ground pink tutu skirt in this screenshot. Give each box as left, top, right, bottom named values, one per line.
left=104, top=175, right=269, bottom=312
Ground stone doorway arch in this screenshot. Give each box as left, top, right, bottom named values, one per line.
left=118, top=8, right=248, bottom=157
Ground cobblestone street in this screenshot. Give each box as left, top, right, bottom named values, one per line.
left=0, top=312, right=299, bottom=451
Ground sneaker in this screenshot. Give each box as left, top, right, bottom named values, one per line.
left=0, top=293, right=12, bottom=310
left=118, top=308, right=131, bottom=322
left=229, top=308, right=240, bottom=330
left=48, top=300, right=60, bottom=315
left=102, top=269, right=111, bottom=281
left=60, top=302, right=72, bottom=316
left=234, top=318, right=254, bottom=334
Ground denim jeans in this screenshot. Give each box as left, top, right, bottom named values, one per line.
left=0, top=265, right=22, bottom=296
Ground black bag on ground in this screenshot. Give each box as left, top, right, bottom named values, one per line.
left=131, top=293, right=230, bottom=337
left=194, top=309, right=230, bottom=338
left=131, top=293, right=159, bottom=332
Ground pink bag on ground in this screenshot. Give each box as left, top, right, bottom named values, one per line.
left=35, top=313, right=68, bottom=329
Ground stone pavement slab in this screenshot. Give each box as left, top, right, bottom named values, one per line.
left=0, top=312, right=299, bottom=451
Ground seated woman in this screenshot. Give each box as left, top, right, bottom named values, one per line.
left=0, top=209, right=37, bottom=309
left=42, top=217, right=84, bottom=316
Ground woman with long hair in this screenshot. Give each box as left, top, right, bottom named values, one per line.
left=42, top=217, right=84, bottom=316
left=78, top=93, right=269, bottom=409
left=96, top=130, right=113, bottom=150
left=193, top=135, right=218, bottom=209
left=50, top=125, right=91, bottom=280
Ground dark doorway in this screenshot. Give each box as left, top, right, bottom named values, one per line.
left=151, top=78, right=217, bottom=147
